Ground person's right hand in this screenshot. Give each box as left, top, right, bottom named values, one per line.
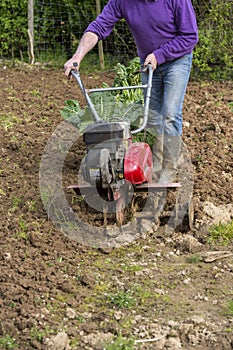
left=64, top=58, right=79, bottom=78
left=144, top=53, right=157, bottom=71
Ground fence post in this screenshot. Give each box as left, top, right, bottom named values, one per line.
left=28, top=0, right=34, bottom=64
left=96, top=0, right=105, bottom=70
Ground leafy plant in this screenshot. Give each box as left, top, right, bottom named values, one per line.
left=192, top=0, right=233, bottom=80
left=0, top=113, right=21, bottom=131
left=0, top=334, right=17, bottom=349
left=207, top=220, right=233, bottom=245
left=12, top=196, right=22, bottom=211
left=113, top=57, right=143, bottom=104
left=60, top=58, right=145, bottom=133
left=0, top=0, right=28, bottom=61
left=109, top=290, right=136, bottom=309
left=104, top=334, right=135, bottom=350
left=30, top=325, right=53, bottom=342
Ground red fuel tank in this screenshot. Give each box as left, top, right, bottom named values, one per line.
left=124, top=142, right=153, bottom=184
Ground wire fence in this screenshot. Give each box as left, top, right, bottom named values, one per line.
left=31, top=0, right=233, bottom=79
left=34, top=0, right=137, bottom=65
left=1, top=0, right=231, bottom=78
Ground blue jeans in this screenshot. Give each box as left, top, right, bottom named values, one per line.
left=141, top=53, right=193, bottom=136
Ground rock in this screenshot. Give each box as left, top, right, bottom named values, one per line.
left=203, top=201, right=233, bottom=225
left=200, top=251, right=233, bottom=262
left=82, top=332, right=114, bottom=348
left=66, top=307, right=76, bottom=319
left=43, top=332, right=70, bottom=350
left=165, top=337, right=182, bottom=349
left=176, top=234, right=202, bottom=253
left=80, top=273, right=96, bottom=288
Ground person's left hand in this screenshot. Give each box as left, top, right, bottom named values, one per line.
left=144, top=53, right=157, bottom=71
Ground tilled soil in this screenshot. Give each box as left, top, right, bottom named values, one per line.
left=0, top=64, right=232, bottom=350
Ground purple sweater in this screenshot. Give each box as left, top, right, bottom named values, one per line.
left=85, top=0, right=198, bottom=65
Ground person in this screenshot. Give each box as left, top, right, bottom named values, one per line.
left=64, top=0, right=198, bottom=183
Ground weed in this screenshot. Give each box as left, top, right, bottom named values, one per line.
left=56, top=293, right=68, bottom=303
left=229, top=101, right=233, bottom=112
left=26, top=200, right=36, bottom=212
left=226, top=300, right=233, bottom=316
left=12, top=196, right=22, bottom=211
left=186, top=254, right=201, bottom=263
left=104, top=334, right=135, bottom=350
left=132, top=131, right=155, bottom=149
left=0, top=188, right=6, bottom=196
left=9, top=302, right=16, bottom=308
left=72, top=195, right=85, bottom=205
left=109, top=290, right=136, bottom=309
left=16, top=217, right=28, bottom=239
left=0, top=113, right=21, bottom=130
left=75, top=315, right=85, bottom=323
left=40, top=190, right=52, bottom=207
left=207, top=220, right=233, bottom=245
left=225, top=328, right=233, bottom=333
left=57, top=256, right=63, bottom=263
left=132, top=284, right=153, bottom=304
left=30, top=325, right=53, bottom=342
left=30, top=89, right=41, bottom=97
left=0, top=334, right=17, bottom=349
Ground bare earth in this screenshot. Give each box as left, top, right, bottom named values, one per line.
left=0, top=64, right=232, bottom=350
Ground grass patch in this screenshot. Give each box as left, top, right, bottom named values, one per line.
left=229, top=101, right=233, bottom=112
left=207, top=220, right=233, bottom=245
left=109, top=290, right=136, bottom=309
left=0, top=113, right=21, bottom=130
left=186, top=254, right=202, bottom=263
left=30, top=325, right=54, bottom=342
left=226, top=300, right=233, bottom=316
left=0, top=334, right=17, bottom=349
left=104, top=334, right=135, bottom=350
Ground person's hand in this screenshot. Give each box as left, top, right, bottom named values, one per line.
left=144, top=53, right=157, bottom=71
left=64, top=58, right=79, bottom=78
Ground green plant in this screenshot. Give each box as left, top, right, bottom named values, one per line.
left=26, top=200, right=37, bottom=212
left=113, top=57, right=143, bottom=104
left=0, top=334, right=17, bottom=349
left=109, top=290, right=136, bottom=309
left=12, top=196, right=22, bottom=211
left=0, top=188, right=6, bottom=196
left=229, top=102, right=233, bottom=112
left=60, top=58, right=145, bottom=132
left=0, top=0, right=28, bottom=61
left=132, top=131, right=155, bottom=149
left=192, top=0, right=233, bottom=80
left=30, top=325, right=53, bottom=342
left=207, top=220, right=233, bottom=245
left=186, top=254, right=201, bottom=263
left=225, top=300, right=233, bottom=316
left=0, top=113, right=21, bottom=131
left=104, top=334, right=135, bottom=350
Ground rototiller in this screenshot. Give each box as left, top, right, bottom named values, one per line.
left=69, top=64, right=182, bottom=226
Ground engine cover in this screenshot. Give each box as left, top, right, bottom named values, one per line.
left=83, top=121, right=124, bottom=152
left=124, top=142, right=153, bottom=184
left=81, top=121, right=128, bottom=186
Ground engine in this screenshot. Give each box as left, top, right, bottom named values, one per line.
left=81, top=121, right=131, bottom=188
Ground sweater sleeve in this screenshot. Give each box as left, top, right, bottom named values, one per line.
left=84, top=0, right=122, bottom=40
left=154, top=0, right=198, bottom=65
